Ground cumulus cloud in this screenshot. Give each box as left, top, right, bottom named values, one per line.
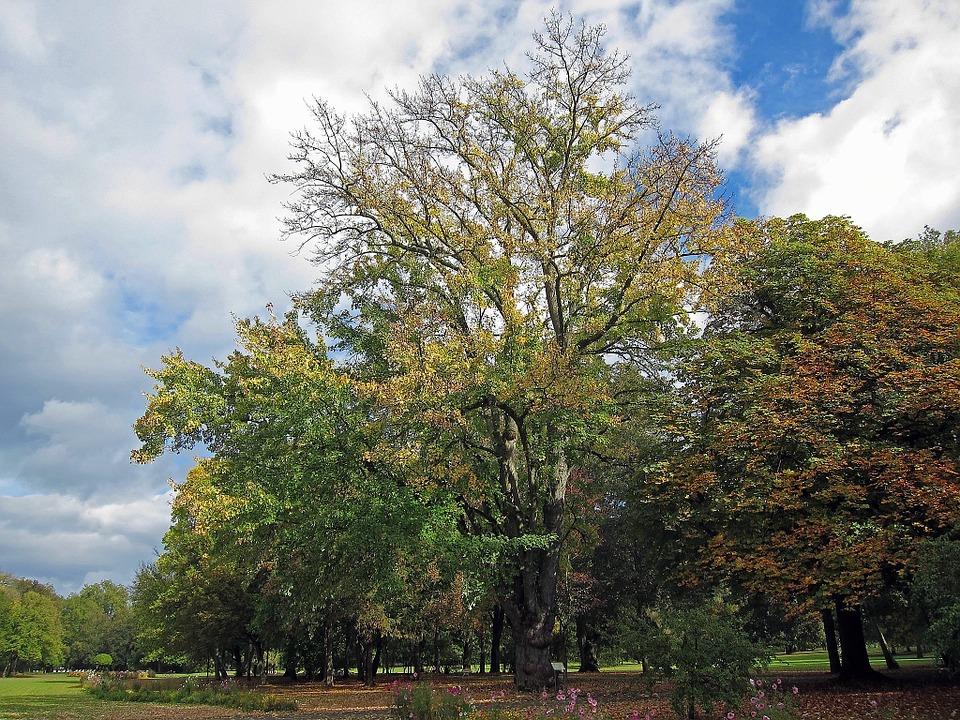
left=0, top=490, right=173, bottom=595
left=749, top=0, right=960, bottom=239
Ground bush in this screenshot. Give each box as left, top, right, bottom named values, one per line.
left=392, top=681, right=475, bottom=720
left=80, top=673, right=296, bottom=711
left=639, top=602, right=768, bottom=719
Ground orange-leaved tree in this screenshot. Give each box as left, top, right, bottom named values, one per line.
left=656, top=215, right=960, bottom=680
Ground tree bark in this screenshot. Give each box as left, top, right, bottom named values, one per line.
left=821, top=608, right=841, bottom=674
left=834, top=598, right=883, bottom=682
left=322, top=617, right=335, bottom=687
left=503, top=540, right=562, bottom=690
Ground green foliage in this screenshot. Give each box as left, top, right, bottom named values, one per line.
left=62, top=581, right=135, bottom=670
left=911, top=538, right=960, bottom=671
left=1, top=585, right=63, bottom=675
left=638, top=601, right=768, bottom=719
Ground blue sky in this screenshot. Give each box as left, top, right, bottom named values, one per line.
left=2, top=0, right=959, bottom=596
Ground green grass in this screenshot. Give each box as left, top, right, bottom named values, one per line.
left=769, top=648, right=937, bottom=671
left=0, top=674, right=113, bottom=720
left=602, top=648, right=938, bottom=674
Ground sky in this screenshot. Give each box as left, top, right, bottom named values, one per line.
left=2, top=0, right=959, bottom=597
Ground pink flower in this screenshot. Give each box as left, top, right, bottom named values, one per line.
left=727, top=712, right=736, bottom=719
left=588, top=696, right=597, bottom=707
left=792, top=687, right=799, bottom=696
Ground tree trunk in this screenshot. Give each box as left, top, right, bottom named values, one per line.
left=868, top=615, right=900, bottom=670
left=461, top=632, right=472, bottom=673
left=503, top=541, right=562, bottom=690
left=489, top=412, right=568, bottom=690
left=822, top=608, right=841, bottom=674
left=322, top=617, right=335, bottom=687
left=834, top=598, right=883, bottom=682
left=490, top=604, right=504, bottom=674
left=576, top=616, right=600, bottom=672
left=478, top=620, right=487, bottom=674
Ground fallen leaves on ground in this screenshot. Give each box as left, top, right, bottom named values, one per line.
left=91, top=668, right=960, bottom=720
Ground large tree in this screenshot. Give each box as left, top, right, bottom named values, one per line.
left=657, top=215, right=960, bottom=680
left=273, top=14, right=730, bottom=689
left=134, top=312, right=455, bottom=684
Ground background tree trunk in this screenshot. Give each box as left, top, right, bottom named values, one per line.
left=822, top=608, right=841, bottom=674
left=490, top=605, right=504, bottom=674
left=834, top=598, right=883, bottom=682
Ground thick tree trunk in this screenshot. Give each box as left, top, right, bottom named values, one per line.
left=822, top=608, right=841, bottom=674
left=576, top=616, right=600, bottom=672
left=488, top=411, right=568, bottom=690
left=503, top=542, right=562, bottom=690
left=834, top=598, right=883, bottom=682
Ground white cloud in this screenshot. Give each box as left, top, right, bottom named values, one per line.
left=750, top=0, right=960, bottom=239
left=0, top=490, right=173, bottom=595
left=697, top=89, right=758, bottom=165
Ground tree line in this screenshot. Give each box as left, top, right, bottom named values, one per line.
left=0, top=574, right=138, bottom=676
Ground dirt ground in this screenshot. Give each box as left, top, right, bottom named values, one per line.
left=94, top=668, right=960, bottom=720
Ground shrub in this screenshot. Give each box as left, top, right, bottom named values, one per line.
left=392, top=681, right=475, bottom=720
left=639, top=602, right=768, bottom=719
left=80, top=673, right=296, bottom=711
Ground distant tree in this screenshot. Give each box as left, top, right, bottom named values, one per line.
left=1, top=588, right=63, bottom=675
left=272, top=13, right=731, bottom=689
left=62, top=581, right=135, bottom=669
left=911, top=538, right=960, bottom=671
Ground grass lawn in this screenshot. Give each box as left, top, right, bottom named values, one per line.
left=0, top=675, right=224, bottom=720
left=769, top=648, right=937, bottom=671
left=0, top=674, right=109, bottom=720
left=603, top=647, right=938, bottom=674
